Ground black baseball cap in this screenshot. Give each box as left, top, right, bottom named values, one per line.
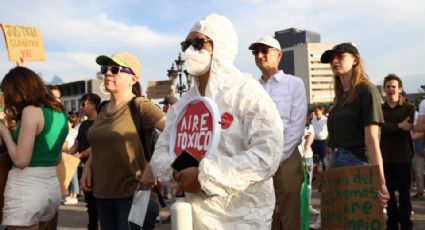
left=68, top=111, right=80, bottom=117
left=320, top=43, right=359, bottom=63
left=159, top=95, right=177, bottom=105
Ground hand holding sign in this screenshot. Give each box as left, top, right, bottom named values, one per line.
left=171, top=151, right=200, bottom=193
left=174, top=167, right=201, bottom=193
left=377, top=184, right=389, bottom=208
left=17, top=55, right=25, bottom=67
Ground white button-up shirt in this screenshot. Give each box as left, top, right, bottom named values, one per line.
left=312, top=116, right=328, bottom=140
left=260, top=70, right=307, bottom=163
left=419, top=100, right=425, bottom=115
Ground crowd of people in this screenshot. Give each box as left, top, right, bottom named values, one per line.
left=0, top=13, right=424, bottom=230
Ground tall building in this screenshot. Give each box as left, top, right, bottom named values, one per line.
left=292, top=43, right=336, bottom=104
left=275, top=28, right=320, bottom=74
left=275, top=28, right=335, bottom=104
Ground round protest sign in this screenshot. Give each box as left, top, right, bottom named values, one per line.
left=169, top=96, right=221, bottom=160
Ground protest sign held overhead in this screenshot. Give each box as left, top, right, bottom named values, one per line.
left=170, top=96, right=221, bottom=160
left=0, top=24, right=46, bottom=61
left=320, top=165, right=384, bottom=230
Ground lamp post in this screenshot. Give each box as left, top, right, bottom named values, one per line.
left=167, top=53, right=192, bottom=97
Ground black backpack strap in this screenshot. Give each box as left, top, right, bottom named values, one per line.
left=129, top=97, right=166, bottom=208
left=128, top=97, right=150, bottom=161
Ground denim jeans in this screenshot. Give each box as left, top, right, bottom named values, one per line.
left=329, top=147, right=367, bottom=169
left=96, top=197, right=159, bottom=230
left=304, top=157, right=314, bottom=204
left=68, top=171, right=79, bottom=194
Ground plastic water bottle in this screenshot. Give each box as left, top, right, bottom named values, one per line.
left=171, top=197, right=193, bottom=230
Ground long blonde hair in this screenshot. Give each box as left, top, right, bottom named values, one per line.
left=333, top=54, right=369, bottom=105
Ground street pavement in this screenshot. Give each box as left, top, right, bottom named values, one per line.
left=58, top=190, right=425, bottom=229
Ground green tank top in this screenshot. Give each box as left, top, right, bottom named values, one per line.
left=12, top=105, right=69, bottom=167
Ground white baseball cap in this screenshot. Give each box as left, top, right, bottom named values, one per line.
left=248, top=36, right=281, bottom=50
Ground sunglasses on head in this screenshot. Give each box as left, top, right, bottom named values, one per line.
left=180, top=38, right=212, bottom=52
left=100, top=66, right=134, bottom=75
left=251, top=48, right=279, bottom=56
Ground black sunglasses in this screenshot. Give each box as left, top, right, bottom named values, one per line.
left=100, top=66, right=134, bottom=75
left=180, top=38, right=212, bottom=52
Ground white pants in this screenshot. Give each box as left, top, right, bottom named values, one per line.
left=2, top=167, right=61, bottom=226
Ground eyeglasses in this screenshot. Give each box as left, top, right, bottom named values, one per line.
left=100, top=66, right=134, bottom=75
left=180, top=38, right=212, bottom=52
left=251, top=48, right=279, bottom=56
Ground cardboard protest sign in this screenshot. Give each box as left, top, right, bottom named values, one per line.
left=170, top=96, right=221, bottom=160
left=0, top=24, right=46, bottom=61
left=56, top=153, right=80, bottom=196
left=320, top=165, right=384, bottom=230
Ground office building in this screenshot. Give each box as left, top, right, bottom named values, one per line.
left=275, top=28, right=335, bottom=104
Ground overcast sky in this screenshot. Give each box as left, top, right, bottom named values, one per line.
left=0, top=0, right=424, bottom=93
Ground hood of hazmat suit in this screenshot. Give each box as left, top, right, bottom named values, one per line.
left=151, top=14, right=283, bottom=229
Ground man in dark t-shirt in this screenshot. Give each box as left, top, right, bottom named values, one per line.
left=380, top=74, right=415, bottom=230
left=75, top=119, right=94, bottom=162
left=69, top=93, right=101, bottom=230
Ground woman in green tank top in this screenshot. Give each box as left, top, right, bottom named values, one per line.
left=0, top=67, right=68, bottom=229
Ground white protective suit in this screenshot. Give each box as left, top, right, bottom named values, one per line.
left=151, top=14, right=283, bottom=229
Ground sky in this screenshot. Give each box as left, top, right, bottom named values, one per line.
left=0, top=0, right=424, bottom=93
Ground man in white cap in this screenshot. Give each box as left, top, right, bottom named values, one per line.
left=142, top=14, right=283, bottom=229
left=249, top=36, right=307, bottom=229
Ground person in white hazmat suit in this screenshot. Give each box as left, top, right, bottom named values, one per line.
left=142, top=14, right=283, bottom=229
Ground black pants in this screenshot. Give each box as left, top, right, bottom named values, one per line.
left=384, top=163, right=413, bottom=230
left=78, top=164, right=98, bottom=230
left=84, top=191, right=98, bottom=230
left=96, top=197, right=159, bottom=230
left=312, top=140, right=327, bottom=170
